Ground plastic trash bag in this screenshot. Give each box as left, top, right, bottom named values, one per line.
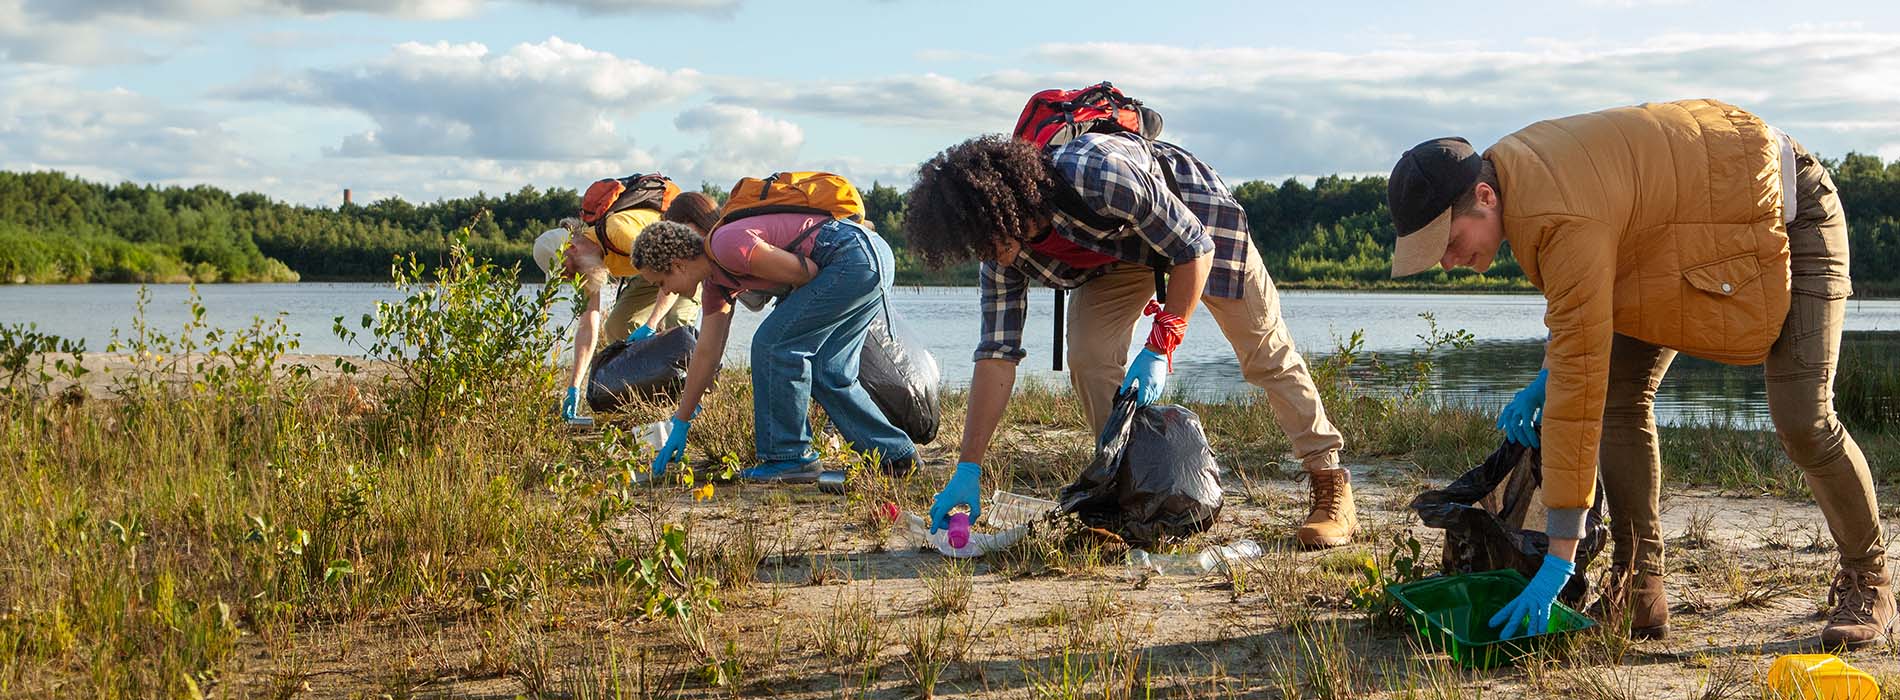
left=586, top=325, right=698, bottom=412
left=859, top=314, right=942, bottom=444
left=1059, top=391, right=1223, bottom=548
left=1408, top=438, right=1609, bottom=605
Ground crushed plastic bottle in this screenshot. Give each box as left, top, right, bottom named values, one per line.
left=1127, top=539, right=1263, bottom=575
left=899, top=491, right=1054, bottom=559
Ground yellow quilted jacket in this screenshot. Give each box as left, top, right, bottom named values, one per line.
left=1490, top=99, right=1792, bottom=512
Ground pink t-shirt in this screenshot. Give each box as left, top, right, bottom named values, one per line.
left=703, top=213, right=828, bottom=304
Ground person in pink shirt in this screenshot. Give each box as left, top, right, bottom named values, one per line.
left=629, top=213, right=917, bottom=483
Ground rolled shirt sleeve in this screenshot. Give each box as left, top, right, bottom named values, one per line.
left=974, top=260, right=1031, bottom=363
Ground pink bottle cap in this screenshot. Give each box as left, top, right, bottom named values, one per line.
left=947, top=511, right=971, bottom=549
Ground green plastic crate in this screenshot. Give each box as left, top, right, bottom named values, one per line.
left=1387, top=569, right=1597, bottom=669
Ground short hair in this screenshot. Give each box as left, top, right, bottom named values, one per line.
left=903, top=135, right=1056, bottom=268
left=664, top=192, right=721, bottom=234
left=629, top=220, right=706, bottom=273
left=1451, top=159, right=1501, bottom=217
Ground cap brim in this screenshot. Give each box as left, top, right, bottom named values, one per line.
left=1390, top=206, right=1453, bottom=278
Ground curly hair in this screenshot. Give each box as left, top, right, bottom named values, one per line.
left=629, top=220, right=706, bottom=273
left=903, top=134, right=1057, bottom=268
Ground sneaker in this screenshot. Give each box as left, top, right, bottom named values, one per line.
left=1589, top=566, right=1670, bottom=640
left=738, top=456, right=823, bottom=484
left=880, top=454, right=917, bottom=478
left=1822, top=568, right=1896, bottom=649
left=1295, top=467, right=1356, bottom=549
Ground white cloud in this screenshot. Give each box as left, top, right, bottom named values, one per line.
left=0, top=0, right=737, bottom=65
left=233, top=37, right=699, bottom=161
left=0, top=68, right=256, bottom=185
left=711, top=32, right=1900, bottom=183
left=668, top=104, right=804, bottom=185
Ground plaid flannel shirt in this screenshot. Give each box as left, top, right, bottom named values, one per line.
left=975, top=132, right=1254, bottom=363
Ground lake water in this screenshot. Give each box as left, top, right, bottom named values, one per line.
left=7, top=283, right=1900, bottom=429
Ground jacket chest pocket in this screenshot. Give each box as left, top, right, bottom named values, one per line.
left=1683, top=254, right=1761, bottom=298
left=1678, top=253, right=1776, bottom=357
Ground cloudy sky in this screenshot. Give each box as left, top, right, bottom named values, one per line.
left=2, top=0, right=1897, bottom=207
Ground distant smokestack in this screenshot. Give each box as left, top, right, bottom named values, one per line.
left=343, top=188, right=353, bottom=206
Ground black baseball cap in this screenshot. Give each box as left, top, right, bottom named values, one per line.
left=1388, top=137, right=1482, bottom=277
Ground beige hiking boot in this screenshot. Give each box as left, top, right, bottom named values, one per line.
left=1822, top=568, right=1896, bottom=649
left=1296, top=467, right=1356, bottom=549
left=1589, top=566, right=1670, bottom=640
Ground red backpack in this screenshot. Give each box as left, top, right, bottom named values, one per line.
left=1012, top=82, right=1173, bottom=370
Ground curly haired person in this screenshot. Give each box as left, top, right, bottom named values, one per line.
left=902, top=133, right=1351, bottom=549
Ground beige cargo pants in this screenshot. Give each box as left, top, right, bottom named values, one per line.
left=1065, top=244, right=1345, bottom=470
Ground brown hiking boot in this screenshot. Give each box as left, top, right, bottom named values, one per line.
left=1296, top=467, right=1355, bottom=548
left=1822, top=568, right=1895, bottom=649
left=1589, top=566, right=1670, bottom=640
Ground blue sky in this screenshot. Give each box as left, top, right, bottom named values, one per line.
left=2, top=0, right=1897, bottom=206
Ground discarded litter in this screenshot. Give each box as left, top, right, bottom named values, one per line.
left=1126, top=539, right=1263, bottom=576
left=1767, top=654, right=1879, bottom=700
left=901, top=491, right=1057, bottom=559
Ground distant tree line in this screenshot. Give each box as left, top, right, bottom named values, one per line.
left=6, top=153, right=1900, bottom=295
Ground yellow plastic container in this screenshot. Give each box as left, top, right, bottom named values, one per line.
left=1766, top=654, right=1879, bottom=700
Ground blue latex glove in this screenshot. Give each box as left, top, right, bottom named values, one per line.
left=1118, top=347, right=1168, bottom=406
left=1489, top=554, right=1576, bottom=640
left=929, top=462, right=983, bottom=533
left=627, top=325, right=657, bottom=343
left=1496, top=369, right=1549, bottom=448
left=650, top=416, right=692, bottom=477
left=561, top=387, right=593, bottom=426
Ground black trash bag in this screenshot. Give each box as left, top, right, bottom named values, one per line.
left=586, top=325, right=698, bottom=412
left=1059, top=391, right=1223, bottom=548
left=859, top=314, right=942, bottom=444
left=1408, top=438, right=1610, bottom=605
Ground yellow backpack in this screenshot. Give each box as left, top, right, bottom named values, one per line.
left=717, top=171, right=865, bottom=227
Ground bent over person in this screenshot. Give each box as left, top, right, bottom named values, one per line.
left=903, top=133, right=1352, bottom=548
left=1389, top=99, right=1890, bottom=647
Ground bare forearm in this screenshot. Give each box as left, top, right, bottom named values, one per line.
left=568, top=308, right=602, bottom=389
left=1548, top=537, right=1579, bottom=562
left=957, top=359, right=1018, bottom=463
left=675, top=312, right=731, bottom=421
left=642, top=292, right=678, bottom=331
left=1158, top=254, right=1211, bottom=334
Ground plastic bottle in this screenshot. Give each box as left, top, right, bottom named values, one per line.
left=1127, top=539, right=1264, bottom=575
left=946, top=505, right=972, bottom=549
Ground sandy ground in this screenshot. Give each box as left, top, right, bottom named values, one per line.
left=217, top=457, right=1900, bottom=699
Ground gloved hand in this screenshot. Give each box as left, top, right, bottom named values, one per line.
left=561, top=387, right=593, bottom=426
left=929, top=462, right=983, bottom=532
left=650, top=416, right=692, bottom=477
left=1119, top=347, right=1168, bottom=406
left=1496, top=369, right=1549, bottom=447
left=627, top=325, right=657, bottom=343
left=1489, top=553, right=1575, bottom=639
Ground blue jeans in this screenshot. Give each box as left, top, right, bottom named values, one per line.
left=751, top=220, right=916, bottom=465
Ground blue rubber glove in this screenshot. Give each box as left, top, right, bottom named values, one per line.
left=1118, top=347, right=1168, bottom=406
left=650, top=416, right=692, bottom=477
left=1489, top=554, right=1575, bottom=640
left=627, top=325, right=656, bottom=343
left=929, top=462, right=983, bottom=533
left=561, top=387, right=593, bottom=426
left=1496, top=369, right=1549, bottom=448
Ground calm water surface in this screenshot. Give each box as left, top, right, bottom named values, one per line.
left=7, top=283, right=1900, bottom=429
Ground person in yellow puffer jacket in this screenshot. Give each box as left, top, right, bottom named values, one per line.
left=1388, top=99, right=1889, bottom=648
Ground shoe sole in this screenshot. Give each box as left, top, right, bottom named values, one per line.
left=739, top=469, right=822, bottom=485
left=1296, top=532, right=1352, bottom=549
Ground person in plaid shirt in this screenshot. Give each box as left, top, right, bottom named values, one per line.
left=904, top=132, right=1352, bottom=548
